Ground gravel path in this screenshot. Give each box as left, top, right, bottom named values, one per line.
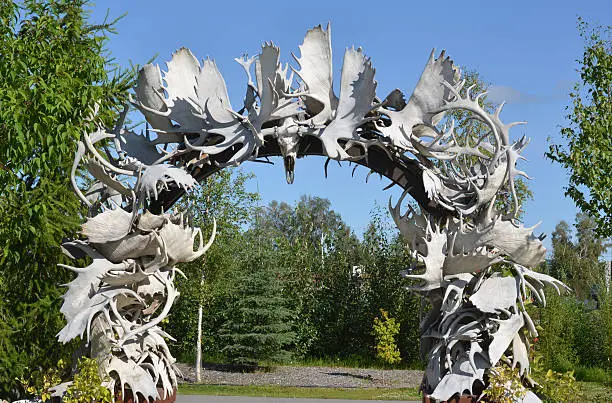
left=175, top=363, right=423, bottom=389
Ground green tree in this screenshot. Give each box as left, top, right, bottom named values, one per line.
left=217, top=227, right=296, bottom=367
left=249, top=195, right=370, bottom=360
left=538, top=213, right=611, bottom=371
left=257, top=196, right=350, bottom=250
left=165, top=168, right=259, bottom=378
left=536, top=291, right=582, bottom=371
left=361, top=206, right=422, bottom=365
left=0, top=0, right=132, bottom=396
left=549, top=213, right=607, bottom=299
left=546, top=18, right=612, bottom=237
left=246, top=197, right=424, bottom=365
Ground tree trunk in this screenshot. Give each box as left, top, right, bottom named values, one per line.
left=195, top=182, right=210, bottom=383
left=195, top=303, right=203, bottom=382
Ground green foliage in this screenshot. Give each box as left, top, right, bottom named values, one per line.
left=253, top=195, right=365, bottom=359
left=548, top=213, right=606, bottom=299
left=574, top=307, right=610, bottom=369
left=535, top=287, right=612, bottom=372
left=360, top=206, right=422, bottom=366
left=0, top=0, right=133, bottom=396
left=535, top=213, right=612, bottom=374
left=167, top=194, right=423, bottom=369
left=241, top=199, right=423, bottom=366
left=64, top=357, right=112, bottom=403
left=0, top=303, right=26, bottom=393
left=165, top=168, right=260, bottom=360
left=599, top=288, right=612, bottom=368
left=536, top=291, right=581, bottom=371
left=575, top=366, right=611, bottom=384
left=482, top=365, right=526, bottom=403
left=535, top=369, right=581, bottom=403
left=546, top=18, right=612, bottom=237
left=218, top=231, right=296, bottom=367
left=529, top=348, right=582, bottom=402
left=372, top=309, right=401, bottom=365
left=18, top=359, right=65, bottom=402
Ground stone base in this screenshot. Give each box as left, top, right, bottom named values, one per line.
left=116, top=388, right=177, bottom=403
left=422, top=395, right=478, bottom=403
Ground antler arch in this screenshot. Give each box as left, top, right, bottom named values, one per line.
left=57, top=23, right=563, bottom=403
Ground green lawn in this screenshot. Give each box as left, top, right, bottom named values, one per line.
left=178, top=384, right=421, bottom=400
left=178, top=381, right=610, bottom=401
left=578, top=381, right=612, bottom=402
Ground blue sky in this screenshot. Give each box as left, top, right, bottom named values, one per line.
left=90, top=0, right=610, bottom=251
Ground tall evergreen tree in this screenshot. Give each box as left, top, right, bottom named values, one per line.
left=218, top=229, right=295, bottom=367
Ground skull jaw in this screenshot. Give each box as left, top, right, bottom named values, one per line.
left=284, top=155, right=295, bottom=184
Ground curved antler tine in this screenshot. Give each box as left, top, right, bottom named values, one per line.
left=494, top=101, right=506, bottom=119
left=131, top=98, right=172, bottom=118
left=324, top=158, right=331, bottom=178
left=173, top=267, right=187, bottom=280
left=388, top=195, right=398, bottom=217
left=465, top=84, right=476, bottom=100
left=474, top=91, right=488, bottom=103
left=398, top=186, right=412, bottom=211
left=57, top=263, right=94, bottom=273
left=82, top=130, right=136, bottom=177
left=71, top=141, right=92, bottom=207
left=191, top=218, right=217, bottom=261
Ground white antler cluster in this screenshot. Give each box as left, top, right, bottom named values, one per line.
left=60, top=118, right=215, bottom=401
left=390, top=190, right=565, bottom=401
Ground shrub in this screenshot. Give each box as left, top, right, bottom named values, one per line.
left=535, top=369, right=581, bottom=403
left=596, top=288, right=612, bottom=368
left=18, top=360, right=65, bottom=402
left=530, top=348, right=582, bottom=403
left=0, top=0, right=132, bottom=396
left=372, top=309, right=401, bottom=366
left=575, top=366, right=611, bottom=384
left=64, top=357, right=112, bottom=403
left=536, top=292, right=580, bottom=371
left=482, top=365, right=526, bottom=403
left=575, top=308, right=609, bottom=368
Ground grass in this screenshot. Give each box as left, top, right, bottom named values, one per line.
left=178, top=381, right=611, bottom=401
left=578, top=381, right=612, bottom=401
left=178, top=384, right=422, bottom=400
left=575, top=366, right=611, bottom=384
left=274, top=356, right=424, bottom=370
